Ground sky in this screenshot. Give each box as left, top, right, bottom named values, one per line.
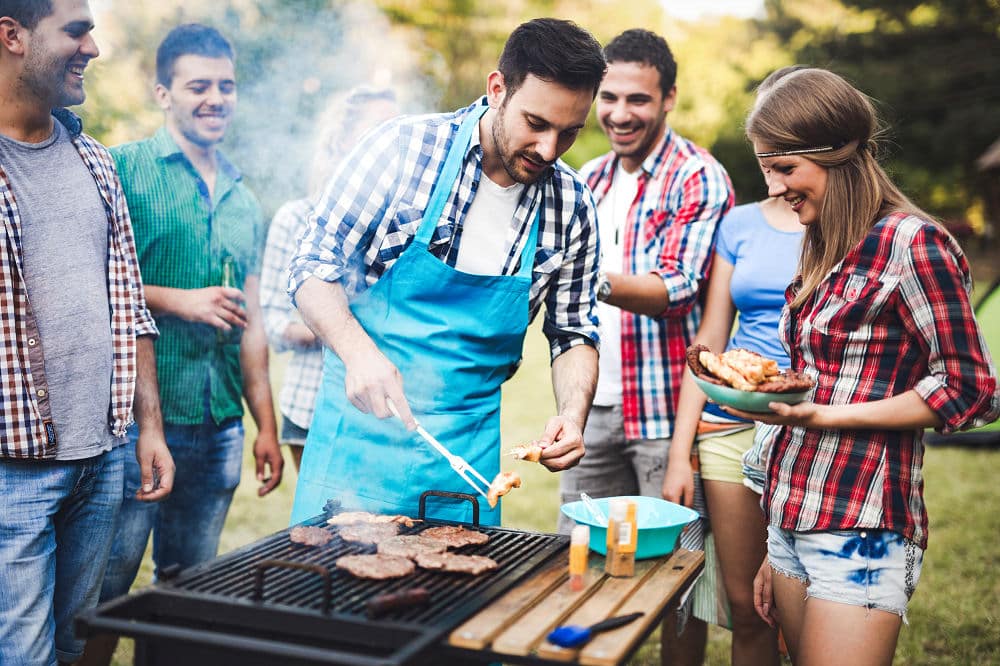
left=662, top=0, right=766, bottom=20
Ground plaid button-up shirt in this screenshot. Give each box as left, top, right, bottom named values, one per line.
left=289, top=98, right=601, bottom=359
left=0, top=110, right=158, bottom=459
left=582, top=129, right=733, bottom=440
left=766, top=213, right=1000, bottom=548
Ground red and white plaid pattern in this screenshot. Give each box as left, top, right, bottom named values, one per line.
left=583, top=129, right=733, bottom=440
left=765, top=213, right=1000, bottom=548
left=0, top=117, right=157, bottom=459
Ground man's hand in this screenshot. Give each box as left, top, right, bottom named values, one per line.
left=253, top=429, right=284, bottom=496
left=661, top=456, right=695, bottom=507
left=343, top=349, right=416, bottom=430
left=535, top=415, right=585, bottom=471
left=753, top=555, right=777, bottom=627
left=180, top=286, right=247, bottom=331
left=134, top=430, right=174, bottom=502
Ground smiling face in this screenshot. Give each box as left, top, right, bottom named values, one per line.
left=483, top=72, right=593, bottom=186
left=596, top=61, right=675, bottom=173
left=156, top=54, right=236, bottom=151
left=19, top=0, right=99, bottom=108
left=754, top=145, right=829, bottom=226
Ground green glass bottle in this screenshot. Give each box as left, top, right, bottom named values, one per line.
left=218, top=255, right=242, bottom=345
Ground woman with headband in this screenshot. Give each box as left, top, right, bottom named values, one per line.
left=728, top=67, right=999, bottom=665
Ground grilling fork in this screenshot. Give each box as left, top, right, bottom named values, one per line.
left=386, top=398, right=492, bottom=501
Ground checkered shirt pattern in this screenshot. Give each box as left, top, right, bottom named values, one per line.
left=582, top=129, right=733, bottom=440
left=0, top=112, right=158, bottom=459
left=289, top=98, right=601, bottom=359
left=766, top=213, right=1000, bottom=549
left=261, top=198, right=324, bottom=429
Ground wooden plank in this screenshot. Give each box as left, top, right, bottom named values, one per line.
left=448, top=557, right=566, bottom=650
left=488, top=553, right=606, bottom=656
left=535, top=558, right=660, bottom=662
left=578, top=549, right=704, bottom=666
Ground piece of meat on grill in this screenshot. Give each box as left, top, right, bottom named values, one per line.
left=335, top=553, right=416, bottom=580
left=377, top=535, right=449, bottom=559
left=337, top=522, right=400, bottom=544
left=326, top=511, right=418, bottom=528
left=420, top=525, right=490, bottom=549
left=413, top=551, right=499, bottom=575
left=508, top=441, right=544, bottom=463
left=288, top=526, right=334, bottom=546
left=487, top=470, right=522, bottom=508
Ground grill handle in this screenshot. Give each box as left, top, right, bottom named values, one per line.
left=253, top=559, right=332, bottom=614
left=419, top=490, right=480, bottom=526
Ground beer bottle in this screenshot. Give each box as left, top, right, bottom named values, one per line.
left=217, top=255, right=242, bottom=345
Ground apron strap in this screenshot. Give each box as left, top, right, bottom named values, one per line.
left=414, top=103, right=489, bottom=246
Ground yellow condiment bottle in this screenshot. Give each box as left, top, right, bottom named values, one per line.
left=569, top=524, right=589, bottom=591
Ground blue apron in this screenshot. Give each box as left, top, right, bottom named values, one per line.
left=291, top=104, right=539, bottom=526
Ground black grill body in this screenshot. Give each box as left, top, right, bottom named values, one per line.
left=77, top=494, right=567, bottom=666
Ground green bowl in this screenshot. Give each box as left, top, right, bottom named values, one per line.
left=692, top=374, right=809, bottom=414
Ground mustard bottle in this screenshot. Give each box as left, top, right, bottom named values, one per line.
left=569, top=524, right=589, bottom=591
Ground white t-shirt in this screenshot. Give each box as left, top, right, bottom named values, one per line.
left=594, top=162, right=639, bottom=406
left=455, top=174, right=524, bottom=275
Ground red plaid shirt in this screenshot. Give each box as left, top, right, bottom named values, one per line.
left=0, top=111, right=157, bottom=459
left=583, top=129, right=733, bottom=439
left=765, top=213, right=1000, bottom=548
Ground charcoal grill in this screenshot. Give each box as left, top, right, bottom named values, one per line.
left=77, top=492, right=568, bottom=666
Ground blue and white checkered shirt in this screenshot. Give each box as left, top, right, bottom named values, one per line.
left=288, top=98, right=601, bottom=359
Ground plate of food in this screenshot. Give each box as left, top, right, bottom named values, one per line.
left=687, top=344, right=814, bottom=414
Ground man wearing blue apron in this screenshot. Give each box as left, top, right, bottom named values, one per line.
left=287, top=19, right=607, bottom=526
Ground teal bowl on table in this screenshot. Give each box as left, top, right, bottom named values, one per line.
left=560, top=495, right=699, bottom=560
left=691, top=374, right=809, bottom=414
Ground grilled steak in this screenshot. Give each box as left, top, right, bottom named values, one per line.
left=327, top=511, right=418, bottom=528
left=377, top=535, right=448, bottom=559
left=335, top=553, right=416, bottom=580
left=756, top=371, right=815, bottom=393
left=288, top=526, right=334, bottom=546
left=338, top=522, right=400, bottom=544
left=420, top=525, right=489, bottom=549
left=413, top=552, right=499, bottom=575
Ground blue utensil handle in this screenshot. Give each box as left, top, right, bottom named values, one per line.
left=547, top=611, right=645, bottom=648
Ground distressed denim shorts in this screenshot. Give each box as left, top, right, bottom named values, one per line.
left=767, top=525, right=923, bottom=618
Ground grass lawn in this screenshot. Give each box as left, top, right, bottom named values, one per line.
left=108, top=323, right=1000, bottom=664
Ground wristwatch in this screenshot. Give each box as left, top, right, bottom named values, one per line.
left=596, top=272, right=612, bottom=302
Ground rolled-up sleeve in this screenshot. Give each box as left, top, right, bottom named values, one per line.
left=654, top=163, right=731, bottom=318
left=544, top=185, right=601, bottom=361
left=901, top=225, right=1000, bottom=432
left=114, top=173, right=158, bottom=339
left=288, top=122, right=402, bottom=303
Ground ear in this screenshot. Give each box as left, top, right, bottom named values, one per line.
left=662, top=85, right=677, bottom=114
left=486, top=70, right=506, bottom=109
left=0, top=17, right=27, bottom=56
left=153, top=83, right=171, bottom=111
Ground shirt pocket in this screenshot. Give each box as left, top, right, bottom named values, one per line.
left=810, top=272, right=895, bottom=338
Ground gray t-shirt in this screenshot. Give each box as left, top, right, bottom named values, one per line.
left=0, top=122, right=121, bottom=459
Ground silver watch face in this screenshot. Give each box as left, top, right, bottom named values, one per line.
left=597, top=279, right=612, bottom=300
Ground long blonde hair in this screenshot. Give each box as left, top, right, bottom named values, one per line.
left=746, top=68, right=936, bottom=309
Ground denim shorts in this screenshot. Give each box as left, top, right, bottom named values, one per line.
left=280, top=414, right=309, bottom=447
left=767, top=525, right=923, bottom=617
left=0, top=444, right=126, bottom=665
left=100, top=419, right=244, bottom=600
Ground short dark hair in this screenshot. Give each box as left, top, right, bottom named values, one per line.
left=0, top=0, right=53, bottom=29
left=604, top=29, right=677, bottom=97
left=497, top=18, right=606, bottom=98
left=156, top=23, right=234, bottom=87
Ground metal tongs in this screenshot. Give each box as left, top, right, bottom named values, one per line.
left=387, top=398, right=491, bottom=501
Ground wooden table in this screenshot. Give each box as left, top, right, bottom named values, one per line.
left=443, top=548, right=704, bottom=666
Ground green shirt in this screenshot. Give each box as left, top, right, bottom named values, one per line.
left=112, top=127, right=264, bottom=425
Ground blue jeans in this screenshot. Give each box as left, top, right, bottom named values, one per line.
left=0, top=445, right=126, bottom=665
left=99, top=420, right=243, bottom=600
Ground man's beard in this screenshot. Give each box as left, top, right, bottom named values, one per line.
left=491, top=103, right=548, bottom=185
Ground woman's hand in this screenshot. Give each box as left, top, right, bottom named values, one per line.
left=753, top=555, right=777, bottom=627
left=722, top=400, right=826, bottom=428
left=661, top=456, right=695, bottom=507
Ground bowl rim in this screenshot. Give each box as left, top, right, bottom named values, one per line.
left=560, top=496, right=698, bottom=529
left=691, top=373, right=809, bottom=408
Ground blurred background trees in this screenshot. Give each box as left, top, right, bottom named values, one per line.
left=84, top=0, right=1000, bottom=247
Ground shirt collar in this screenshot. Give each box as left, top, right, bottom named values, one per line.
left=636, top=126, right=674, bottom=177
left=52, top=108, right=83, bottom=137
left=151, top=126, right=241, bottom=181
